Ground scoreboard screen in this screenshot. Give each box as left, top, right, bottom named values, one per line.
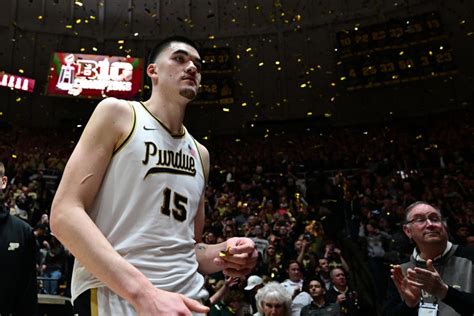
left=336, top=12, right=457, bottom=90
left=192, top=47, right=234, bottom=105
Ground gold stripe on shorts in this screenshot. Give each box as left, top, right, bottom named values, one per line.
left=91, top=288, right=99, bottom=316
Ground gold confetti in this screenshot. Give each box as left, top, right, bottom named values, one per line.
left=399, top=51, right=404, bottom=55
left=307, top=112, right=313, bottom=116
left=16, top=97, right=21, bottom=102
left=208, top=35, right=215, bottom=40
left=258, top=62, right=264, bottom=66
left=19, top=69, right=24, bottom=73
left=37, top=15, right=43, bottom=20
left=12, top=154, right=17, bottom=159
left=90, top=15, right=96, bottom=20
left=275, top=61, right=280, bottom=65
left=76, top=19, right=82, bottom=24
left=80, top=48, right=85, bottom=52
left=241, top=102, right=247, bottom=107
left=74, top=1, right=83, bottom=6
left=324, top=113, right=332, bottom=117
left=117, top=40, right=124, bottom=44
left=223, top=108, right=230, bottom=112
left=66, top=25, right=73, bottom=29
left=219, top=246, right=232, bottom=257
left=300, top=83, right=307, bottom=88
left=92, top=47, right=97, bottom=51
left=245, top=47, right=252, bottom=52
left=340, top=76, right=346, bottom=81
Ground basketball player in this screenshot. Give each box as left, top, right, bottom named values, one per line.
left=50, top=36, right=258, bottom=315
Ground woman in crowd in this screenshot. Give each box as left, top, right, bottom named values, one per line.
left=255, top=282, right=292, bottom=316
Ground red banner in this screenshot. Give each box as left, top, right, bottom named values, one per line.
left=0, top=72, right=35, bottom=93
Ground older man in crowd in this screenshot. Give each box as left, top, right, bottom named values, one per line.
left=383, top=201, right=474, bottom=316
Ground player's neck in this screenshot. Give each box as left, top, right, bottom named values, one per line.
left=144, top=94, right=187, bottom=134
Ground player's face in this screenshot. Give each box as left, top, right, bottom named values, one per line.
left=153, top=42, right=202, bottom=100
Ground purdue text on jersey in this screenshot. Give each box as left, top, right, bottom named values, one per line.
left=142, top=141, right=196, bottom=177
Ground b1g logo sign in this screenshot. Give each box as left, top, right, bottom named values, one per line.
left=47, top=52, right=143, bottom=99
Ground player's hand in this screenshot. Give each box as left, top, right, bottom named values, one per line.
left=390, top=265, right=421, bottom=308
left=134, top=287, right=209, bottom=316
left=214, top=237, right=258, bottom=277
left=408, top=259, right=449, bottom=299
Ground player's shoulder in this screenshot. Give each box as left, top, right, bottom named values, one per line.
left=192, top=138, right=208, bottom=154
left=95, top=97, right=133, bottom=115
left=88, top=98, right=135, bottom=137
left=93, top=97, right=134, bottom=126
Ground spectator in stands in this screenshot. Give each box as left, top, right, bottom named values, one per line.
left=358, top=219, right=391, bottom=304
left=300, top=276, right=340, bottom=316
left=383, top=201, right=474, bottom=316
left=40, top=234, right=66, bottom=295
left=326, top=268, right=361, bottom=315
left=0, top=161, right=38, bottom=315
left=244, top=274, right=264, bottom=313
left=255, top=282, right=292, bottom=316
left=322, top=240, right=351, bottom=272
left=314, top=257, right=333, bottom=290
left=280, top=260, right=313, bottom=316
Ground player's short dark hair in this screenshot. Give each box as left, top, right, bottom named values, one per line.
left=147, top=36, right=199, bottom=66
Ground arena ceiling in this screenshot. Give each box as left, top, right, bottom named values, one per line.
left=0, top=0, right=472, bottom=134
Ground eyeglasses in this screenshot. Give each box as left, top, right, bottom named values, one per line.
left=406, top=215, right=443, bottom=226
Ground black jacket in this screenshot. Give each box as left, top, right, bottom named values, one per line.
left=0, top=204, right=38, bottom=315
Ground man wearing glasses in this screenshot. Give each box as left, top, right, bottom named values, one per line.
left=383, top=201, right=473, bottom=316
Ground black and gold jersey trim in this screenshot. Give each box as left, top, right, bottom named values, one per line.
left=139, top=101, right=186, bottom=139
left=113, top=101, right=137, bottom=155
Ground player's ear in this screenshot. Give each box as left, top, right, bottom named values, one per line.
left=147, top=64, right=158, bottom=77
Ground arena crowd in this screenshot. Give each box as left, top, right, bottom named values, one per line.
left=1, top=109, right=472, bottom=315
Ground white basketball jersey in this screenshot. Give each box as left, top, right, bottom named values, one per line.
left=71, top=101, right=208, bottom=304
